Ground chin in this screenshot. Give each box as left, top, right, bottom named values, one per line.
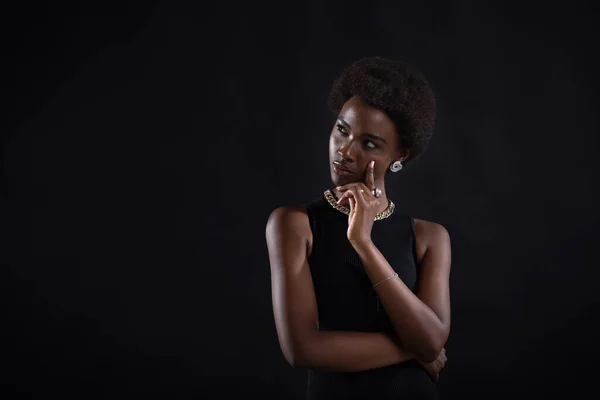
left=330, top=172, right=351, bottom=187
left=330, top=171, right=339, bottom=186
left=330, top=171, right=342, bottom=186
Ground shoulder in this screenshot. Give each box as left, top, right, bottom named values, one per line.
left=266, top=206, right=311, bottom=236
left=412, top=218, right=451, bottom=259
left=265, top=206, right=313, bottom=266
left=413, top=219, right=449, bottom=241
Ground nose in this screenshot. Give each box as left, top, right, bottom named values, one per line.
left=337, top=140, right=358, bottom=162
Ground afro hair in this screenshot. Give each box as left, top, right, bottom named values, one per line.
left=328, top=57, right=437, bottom=168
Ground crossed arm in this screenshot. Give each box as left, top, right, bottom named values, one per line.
left=266, top=206, right=451, bottom=372
left=352, top=221, right=451, bottom=362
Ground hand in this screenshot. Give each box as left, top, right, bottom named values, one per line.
left=416, top=348, right=447, bottom=381
left=335, top=161, right=383, bottom=244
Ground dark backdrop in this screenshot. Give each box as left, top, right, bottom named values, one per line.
left=3, top=1, right=599, bottom=398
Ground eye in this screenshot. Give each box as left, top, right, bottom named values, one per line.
left=336, top=124, right=348, bottom=136
left=365, top=141, right=378, bottom=149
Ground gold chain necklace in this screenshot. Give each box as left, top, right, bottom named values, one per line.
left=324, top=189, right=395, bottom=221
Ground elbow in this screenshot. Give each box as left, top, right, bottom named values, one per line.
left=277, top=328, right=320, bottom=369
left=283, top=354, right=302, bottom=368
left=282, top=340, right=315, bottom=369
left=284, top=350, right=311, bottom=369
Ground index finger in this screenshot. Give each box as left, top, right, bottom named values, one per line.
left=366, top=160, right=375, bottom=189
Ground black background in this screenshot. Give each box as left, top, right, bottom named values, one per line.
left=3, top=1, right=600, bottom=398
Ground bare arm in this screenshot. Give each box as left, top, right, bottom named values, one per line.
left=351, top=222, right=452, bottom=362
left=266, top=206, right=416, bottom=372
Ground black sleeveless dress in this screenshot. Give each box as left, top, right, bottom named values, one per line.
left=303, top=192, right=439, bottom=399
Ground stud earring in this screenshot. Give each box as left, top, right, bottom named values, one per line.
left=390, top=161, right=403, bottom=172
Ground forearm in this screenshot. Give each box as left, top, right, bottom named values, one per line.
left=352, top=240, right=446, bottom=361
left=298, top=330, right=415, bottom=372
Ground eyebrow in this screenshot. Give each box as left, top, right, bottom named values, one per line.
left=337, top=117, right=388, bottom=145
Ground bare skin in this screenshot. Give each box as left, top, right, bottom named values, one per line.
left=266, top=96, right=451, bottom=378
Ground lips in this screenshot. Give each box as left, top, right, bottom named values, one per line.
left=333, top=161, right=355, bottom=176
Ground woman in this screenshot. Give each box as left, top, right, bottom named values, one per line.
left=266, top=57, right=451, bottom=399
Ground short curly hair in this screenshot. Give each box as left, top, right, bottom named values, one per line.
left=328, top=57, right=437, bottom=168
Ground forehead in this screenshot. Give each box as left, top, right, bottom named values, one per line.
left=338, top=96, right=397, bottom=135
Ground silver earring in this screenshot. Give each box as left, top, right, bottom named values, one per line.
left=390, top=161, right=403, bottom=172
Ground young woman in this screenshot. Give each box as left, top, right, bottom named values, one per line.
left=266, top=57, right=451, bottom=399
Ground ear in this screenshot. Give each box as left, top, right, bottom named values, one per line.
left=394, top=148, right=411, bottom=164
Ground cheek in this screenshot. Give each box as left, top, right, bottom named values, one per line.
left=329, top=133, right=339, bottom=149
left=372, top=156, right=390, bottom=174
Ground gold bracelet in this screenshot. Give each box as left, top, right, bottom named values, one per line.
left=373, top=273, right=399, bottom=289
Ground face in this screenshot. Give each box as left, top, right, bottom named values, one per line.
left=329, top=96, right=406, bottom=187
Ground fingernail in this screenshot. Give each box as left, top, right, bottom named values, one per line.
left=335, top=186, right=341, bottom=190
left=370, top=161, right=375, bottom=168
